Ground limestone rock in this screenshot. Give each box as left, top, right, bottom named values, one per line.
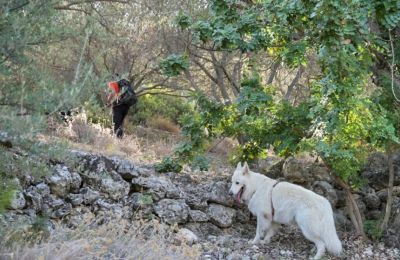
left=189, top=209, right=209, bottom=222
left=80, top=187, right=100, bottom=205
left=312, top=181, right=338, bottom=208
left=48, top=165, right=81, bottom=198
left=208, top=203, right=236, bottom=228
left=363, top=193, right=381, bottom=210
left=175, top=228, right=199, bottom=245
left=206, top=181, right=234, bottom=207
left=9, top=191, right=26, bottom=210
left=282, top=156, right=332, bottom=184
left=153, top=199, right=189, bottom=224
left=132, top=175, right=180, bottom=200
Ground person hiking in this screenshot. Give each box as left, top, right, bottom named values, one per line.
left=106, top=78, right=137, bottom=138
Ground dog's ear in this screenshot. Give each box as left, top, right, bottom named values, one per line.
left=242, top=162, right=250, bottom=175
left=236, top=161, right=242, bottom=170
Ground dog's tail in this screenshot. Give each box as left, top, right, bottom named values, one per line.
left=323, top=214, right=342, bottom=256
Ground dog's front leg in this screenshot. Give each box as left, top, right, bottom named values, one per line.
left=251, top=214, right=271, bottom=244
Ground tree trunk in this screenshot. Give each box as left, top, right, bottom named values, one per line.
left=212, top=53, right=231, bottom=104
left=266, top=59, right=280, bottom=84
left=232, top=58, right=243, bottom=97
left=333, top=174, right=367, bottom=240
left=380, top=152, right=395, bottom=231
left=210, top=81, right=222, bottom=103
left=321, top=160, right=368, bottom=240
left=284, top=66, right=304, bottom=101
left=184, top=69, right=201, bottom=92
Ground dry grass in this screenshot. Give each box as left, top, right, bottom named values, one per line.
left=0, top=217, right=200, bottom=260
left=52, top=111, right=181, bottom=164
left=146, top=116, right=180, bottom=134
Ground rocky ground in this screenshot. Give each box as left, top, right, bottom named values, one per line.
left=1, top=147, right=400, bottom=259
left=195, top=226, right=399, bottom=260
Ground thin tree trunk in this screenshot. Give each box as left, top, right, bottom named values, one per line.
left=210, top=81, right=222, bottom=103
left=284, top=66, right=304, bottom=101
left=333, top=174, right=367, bottom=239
left=320, top=160, right=368, bottom=240
left=212, top=52, right=231, bottom=104
left=184, top=69, right=200, bottom=92
left=381, top=152, right=395, bottom=231
left=232, top=58, right=243, bottom=96
left=266, top=59, right=280, bottom=84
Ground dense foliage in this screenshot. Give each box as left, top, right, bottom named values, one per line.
left=160, top=0, right=400, bottom=177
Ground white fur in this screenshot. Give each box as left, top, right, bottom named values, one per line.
left=229, top=162, right=342, bottom=259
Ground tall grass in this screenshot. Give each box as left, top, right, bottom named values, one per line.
left=0, top=218, right=200, bottom=260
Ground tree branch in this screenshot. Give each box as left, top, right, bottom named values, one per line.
left=53, top=0, right=129, bottom=9
left=388, top=29, right=400, bottom=103
left=284, top=65, right=304, bottom=101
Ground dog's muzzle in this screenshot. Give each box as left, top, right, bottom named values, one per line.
left=234, top=186, right=244, bottom=203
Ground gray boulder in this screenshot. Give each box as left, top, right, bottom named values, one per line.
left=206, top=181, right=234, bottom=207
left=70, top=172, right=82, bottom=193
left=48, top=165, right=75, bottom=197
left=127, top=193, right=154, bottom=216
left=175, top=228, right=199, bottom=245
left=132, top=175, right=180, bottom=200
left=362, top=152, right=400, bottom=190
left=115, top=158, right=141, bottom=181
left=100, top=174, right=130, bottom=201
left=153, top=199, right=189, bottom=224
left=363, top=193, right=381, bottom=210
left=333, top=209, right=352, bottom=230
left=235, top=208, right=251, bottom=223
left=50, top=203, right=72, bottom=219
left=376, top=186, right=400, bottom=202
left=80, top=187, right=100, bottom=205
left=182, top=188, right=209, bottom=211
left=47, top=165, right=82, bottom=198
left=184, top=222, right=222, bottom=239
left=312, top=181, right=338, bottom=208
left=72, top=150, right=115, bottom=173
left=282, top=156, right=331, bottom=184
left=189, top=209, right=209, bottom=222
left=79, top=170, right=103, bottom=187
left=25, top=187, right=43, bottom=212
left=67, top=194, right=84, bottom=206
left=45, top=195, right=65, bottom=209
left=354, top=194, right=367, bottom=216
left=257, top=156, right=284, bottom=179
left=36, top=182, right=51, bottom=197
left=9, top=191, right=26, bottom=210
left=208, top=203, right=236, bottom=228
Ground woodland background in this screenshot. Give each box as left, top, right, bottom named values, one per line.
left=1, top=0, right=400, bottom=253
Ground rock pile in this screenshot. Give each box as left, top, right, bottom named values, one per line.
left=2, top=149, right=400, bottom=259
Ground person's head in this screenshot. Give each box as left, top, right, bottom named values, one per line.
left=108, top=81, right=119, bottom=93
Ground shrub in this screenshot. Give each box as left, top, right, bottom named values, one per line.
left=0, top=176, right=15, bottom=214
left=364, top=220, right=384, bottom=240
left=131, top=94, right=193, bottom=127
left=84, top=96, right=112, bottom=128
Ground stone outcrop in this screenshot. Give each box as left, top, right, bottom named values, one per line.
left=4, top=150, right=400, bottom=249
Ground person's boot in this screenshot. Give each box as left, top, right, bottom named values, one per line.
left=115, top=127, right=123, bottom=139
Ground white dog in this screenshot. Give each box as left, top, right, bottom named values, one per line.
left=229, top=162, right=342, bottom=259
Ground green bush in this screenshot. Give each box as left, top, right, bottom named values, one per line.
left=0, top=176, right=15, bottom=214
left=84, top=95, right=112, bottom=128
left=155, top=156, right=183, bottom=173
left=131, top=94, right=193, bottom=126
left=364, top=220, right=384, bottom=240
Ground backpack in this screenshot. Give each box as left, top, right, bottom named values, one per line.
left=113, top=79, right=137, bottom=107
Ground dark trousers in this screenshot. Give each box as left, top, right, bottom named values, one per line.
left=112, top=104, right=130, bottom=138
